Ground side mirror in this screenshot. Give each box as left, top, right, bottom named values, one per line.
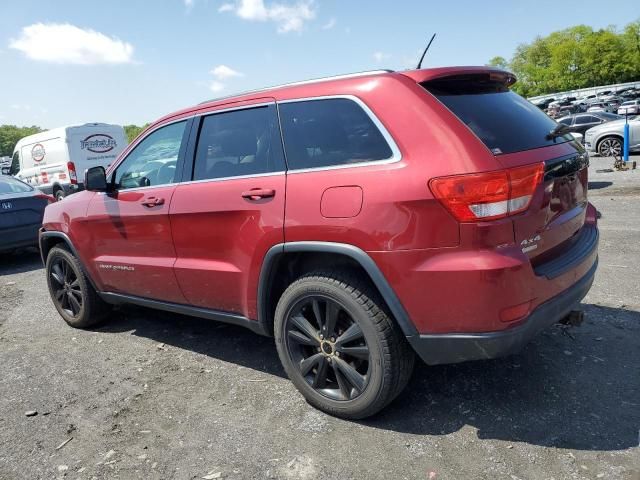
left=85, top=166, right=108, bottom=192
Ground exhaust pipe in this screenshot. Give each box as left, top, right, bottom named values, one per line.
left=559, top=310, right=584, bottom=327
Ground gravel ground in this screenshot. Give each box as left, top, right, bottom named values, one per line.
left=0, top=155, right=639, bottom=480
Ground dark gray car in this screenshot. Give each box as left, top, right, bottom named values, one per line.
left=556, top=112, right=622, bottom=136
left=0, top=176, right=52, bottom=253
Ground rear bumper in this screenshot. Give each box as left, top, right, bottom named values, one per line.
left=407, top=258, right=597, bottom=365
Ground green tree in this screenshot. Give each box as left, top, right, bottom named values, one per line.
left=487, top=56, right=509, bottom=69
left=0, top=125, right=43, bottom=157
left=123, top=124, right=149, bottom=143
left=492, top=19, right=640, bottom=96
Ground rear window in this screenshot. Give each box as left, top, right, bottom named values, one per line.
left=0, top=176, right=33, bottom=194
left=422, top=75, right=573, bottom=155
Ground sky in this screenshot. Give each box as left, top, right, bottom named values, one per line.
left=0, top=0, right=638, bottom=128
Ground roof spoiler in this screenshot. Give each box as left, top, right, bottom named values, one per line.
left=401, top=66, right=517, bottom=87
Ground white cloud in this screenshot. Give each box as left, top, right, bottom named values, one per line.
left=211, top=64, right=244, bottom=80
left=219, top=0, right=316, bottom=33
left=9, top=23, right=134, bottom=65
left=373, top=51, right=391, bottom=63
left=208, top=64, right=244, bottom=93
left=184, top=0, right=194, bottom=6
left=321, top=18, right=336, bottom=30
left=210, top=81, right=226, bottom=93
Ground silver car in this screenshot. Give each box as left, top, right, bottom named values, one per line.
left=618, top=100, right=640, bottom=116
left=584, top=116, right=640, bottom=156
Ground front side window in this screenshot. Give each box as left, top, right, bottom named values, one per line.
left=192, top=105, right=285, bottom=181
left=278, top=98, right=393, bottom=170
left=114, top=121, right=187, bottom=190
left=10, top=151, right=20, bottom=175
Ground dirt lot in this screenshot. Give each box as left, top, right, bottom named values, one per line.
left=1, top=156, right=639, bottom=480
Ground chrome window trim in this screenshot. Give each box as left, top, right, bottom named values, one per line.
left=277, top=94, right=402, bottom=174
left=179, top=170, right=286, bottom=187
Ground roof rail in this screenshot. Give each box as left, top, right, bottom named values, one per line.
left=199, top=69, right=394, bottom=105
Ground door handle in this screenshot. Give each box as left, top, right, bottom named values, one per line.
left=141, top=196, right=165, bottom=207
left=241, top=188, right=276, bottom=200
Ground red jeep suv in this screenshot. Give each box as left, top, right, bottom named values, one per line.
left=40, top=67, right=598, bottom=419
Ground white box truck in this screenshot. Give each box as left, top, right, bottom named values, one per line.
left=10, top=123, right=127, bottom=201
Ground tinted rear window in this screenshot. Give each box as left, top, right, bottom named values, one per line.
left=0, top=176, right=33, bottom=194
left=278, top=98, right=393, bottom=170
left=422, top=75, right=573, bottom=155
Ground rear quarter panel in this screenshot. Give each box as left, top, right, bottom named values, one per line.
left=280, top=74, right=503, bottom=252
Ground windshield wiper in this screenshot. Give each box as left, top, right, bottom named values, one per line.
left=546, top=123, right=572, bottom=140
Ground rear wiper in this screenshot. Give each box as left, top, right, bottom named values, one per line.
left=547, top=123, right=572, bottom=140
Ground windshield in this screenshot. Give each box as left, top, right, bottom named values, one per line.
left=422, top=75, right=572, bottom=155
left=0, top=176, right=34, bottom=194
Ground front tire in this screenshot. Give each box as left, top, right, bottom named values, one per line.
left=598, top=136, right=622, bottom=157
left=46, top=246, right=109, bottom=328
left=274, top=272, right=414, bottom=419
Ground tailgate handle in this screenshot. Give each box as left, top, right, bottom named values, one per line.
left=141, top=196, right=165, bottom=207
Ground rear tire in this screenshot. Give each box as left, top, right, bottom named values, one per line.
left=45, top=246, right=109, bottom=328
left=274, top=271, right=414, bottom=419
left=54, top=188, right=66, bottom=202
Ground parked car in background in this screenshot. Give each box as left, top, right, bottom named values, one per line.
left=0, top=175, right=53, bottom=253
left=10, top=123, right=127, bottom=201
left=40, top=67, right=598, bottom=419
left=620, top=89, right=640, bottom=100
left=584, top=115, right=640, bottom=156
left=556, top=112, right=622, bottom=135
left=618, top=100, right=640, bottom=116
left=587, top=102, right=616, bottom=113
left=0, top=156, right=11, bottom=175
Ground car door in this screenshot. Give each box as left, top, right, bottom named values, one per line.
left=169, top=101, right=286, bottom=319
left=85, top=119, right=192, bottom=303
left=573, top=115, right=600, bottom=135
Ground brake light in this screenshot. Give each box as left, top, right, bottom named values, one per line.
left=429, top=163, right=544, bottom=222
left=35, top=193, right=55, bottom=204
left=67, top=162, right=78, bottom=184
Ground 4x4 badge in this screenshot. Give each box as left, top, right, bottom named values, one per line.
left=521, top=234, right=541, bottom=253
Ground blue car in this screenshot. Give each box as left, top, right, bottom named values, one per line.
left=0, top=176, right=52, bottom=253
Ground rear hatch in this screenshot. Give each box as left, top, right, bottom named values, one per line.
left=419, top=71, right=589, bottom=264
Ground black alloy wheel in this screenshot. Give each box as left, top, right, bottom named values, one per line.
left=284, top=295, right=370, bottom=401
left=49, top=256, right=83, bottom=318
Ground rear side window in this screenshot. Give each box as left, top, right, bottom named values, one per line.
left=422, top=75, right=573, bottom=155
left=576, top=115, right=600, bottom=124
left=193, top=104, right=285, bottom=181
left=278, top=98, right=393, bottom=170
left=0, top=176, right=33, bottom=194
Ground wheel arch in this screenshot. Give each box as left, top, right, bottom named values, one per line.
left=39, top=230, right=100, bottom=292
left=257, top=242, right=418, bottom=338
left=595, top=133, right=623, bottom=151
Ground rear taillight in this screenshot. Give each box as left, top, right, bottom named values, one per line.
left=429, top=163, right=544, bottom=222
left=35, top=193, right=55, bottom=204
left=67, top=162, right=78, bottom=184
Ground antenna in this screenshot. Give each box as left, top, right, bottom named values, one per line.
left=416, top=33, right=437, bottom=70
